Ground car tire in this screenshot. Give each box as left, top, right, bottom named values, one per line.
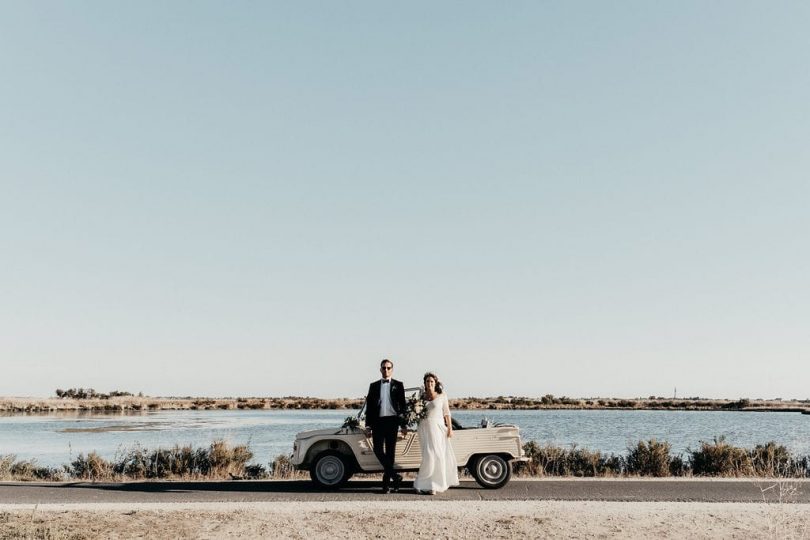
left=470, top=454, right=511, bottom=489
left=310, top=451, right=351, bottom=489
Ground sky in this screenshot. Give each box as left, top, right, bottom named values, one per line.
left=1, top=1, right=808, bottom=400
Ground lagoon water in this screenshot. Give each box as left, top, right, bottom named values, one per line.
left=1, top=409, right=808, bottom=468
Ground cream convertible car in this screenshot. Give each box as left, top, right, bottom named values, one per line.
left=291, top=388, right=527, bottom=489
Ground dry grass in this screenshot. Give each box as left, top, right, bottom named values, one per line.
left=1, top=442, right=261, bottom=482
left=517, top=438, right=809, bottom=479
left=689, top=438, right=809, bottom=477
left=521, top=442, right=623, bottom=477
left=2, top=436, right=809, bottom=483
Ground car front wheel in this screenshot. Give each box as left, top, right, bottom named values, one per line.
left=470, top=454, right=512, bottom=489
left=310, top=451, right=351, bottom=489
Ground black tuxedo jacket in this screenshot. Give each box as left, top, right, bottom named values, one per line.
left=365, top=378, right=407, bottom=428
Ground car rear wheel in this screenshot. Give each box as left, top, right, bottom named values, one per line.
left=310, top=451, right=351, bottom=489
left=470, top=454, right=511, bottom=489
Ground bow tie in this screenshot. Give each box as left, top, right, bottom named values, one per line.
left=382, top=380, right=390, bottom=384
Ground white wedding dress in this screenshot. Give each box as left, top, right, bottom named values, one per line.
left=413, top=393, right=459, bottom=493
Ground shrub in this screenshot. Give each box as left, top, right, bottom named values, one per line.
left=749, top=442, right=794, bottom=477
left=523, top=443, right=620, bottom=477
left=244, top=464, right=268, bottom=479
left=110, top=441, right=253, bottom=479
left=626, top=439, right=672, bottom=477
left=205, top=441, right=252, bottom=477
left=70, top=452, right=113, bottom=480
left=521, top=442, right=542, bottom=475
left=669, top=454, right=688, bottom=476
left=722, top=398, right=751, bottom=410
left=269, top=454, right=296, bottom=479
left=10, top=460, right=65, bottom=481
left=0, top=455, right=70, bottom=481
left=689, top=436, right=752, bottom=476
left=0, top=455, right=14, bottom=479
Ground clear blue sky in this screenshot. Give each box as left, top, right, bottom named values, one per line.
left=2, top=1, right=808, bottom=399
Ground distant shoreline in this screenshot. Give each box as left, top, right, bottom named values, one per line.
left=1, top=396, right=809, bottom=414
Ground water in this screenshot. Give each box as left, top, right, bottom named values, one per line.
left=1, top=409, right=808, bottom=468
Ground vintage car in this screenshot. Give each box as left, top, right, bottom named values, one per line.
left=291, top=387, right=527, bottom=489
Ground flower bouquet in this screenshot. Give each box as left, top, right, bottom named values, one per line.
left=404, top=392, right=429, bottom=428
left=337, top=415, right=361, bottom=434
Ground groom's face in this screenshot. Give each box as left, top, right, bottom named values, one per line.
left=380, top=362, right=393, bottom=380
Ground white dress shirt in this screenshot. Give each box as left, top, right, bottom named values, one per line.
left=379, top=379, right=396, bottom=417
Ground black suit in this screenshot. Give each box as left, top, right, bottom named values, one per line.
left=365, top=378, right=407, bottom=488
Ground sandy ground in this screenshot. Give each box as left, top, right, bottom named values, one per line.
left=1, top=500, right=809, bottom=539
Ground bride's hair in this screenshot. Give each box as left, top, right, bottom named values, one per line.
left=422, top=372, right=444, bottom=394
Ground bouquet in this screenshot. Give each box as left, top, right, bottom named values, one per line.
left=404, top=392, right=429, bottom=428
left=337, top=415, right=361, bottom=434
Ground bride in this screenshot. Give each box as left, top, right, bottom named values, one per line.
left=413, top=372, right=459, bottom=495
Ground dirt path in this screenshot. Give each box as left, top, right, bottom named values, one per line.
left=1, top=500, right=809, bottom=539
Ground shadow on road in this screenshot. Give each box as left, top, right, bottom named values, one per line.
left=0, top=479, right=484, bottom=495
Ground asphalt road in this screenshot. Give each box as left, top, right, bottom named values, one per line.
left=1, top=479, right=808, bottom=505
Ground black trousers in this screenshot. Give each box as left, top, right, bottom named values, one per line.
left=371, top=416, right=400, bottom=486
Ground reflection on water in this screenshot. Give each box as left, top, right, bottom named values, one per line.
left=1, top=408, right=808, bottom=467
left=59, top=422, right=167, bottom=433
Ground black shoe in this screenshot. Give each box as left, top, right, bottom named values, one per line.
left=392, top=474, right=403, bottom=492
left=380, top=486, right=390, bottom=494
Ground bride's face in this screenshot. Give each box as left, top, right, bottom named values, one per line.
left=424, top=377, right=436, bottom=392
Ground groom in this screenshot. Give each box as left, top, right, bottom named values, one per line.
left=365, top=358, right=407, bottom=494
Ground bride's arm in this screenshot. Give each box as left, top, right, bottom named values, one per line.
left=443, top=395, right=453, bottom=438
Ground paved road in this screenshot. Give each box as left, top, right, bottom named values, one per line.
left=1, top=479, right=808, bottom=505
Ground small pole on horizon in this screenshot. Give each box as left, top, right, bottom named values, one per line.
left=674, top=387, right=677, bottom=399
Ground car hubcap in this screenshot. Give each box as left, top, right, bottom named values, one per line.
left=479, top=457, right=506, bottom=484
left=316, top=456, right=344, bottom=484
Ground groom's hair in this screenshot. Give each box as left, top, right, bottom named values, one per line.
left=380, top=359, right=393, bottom=368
